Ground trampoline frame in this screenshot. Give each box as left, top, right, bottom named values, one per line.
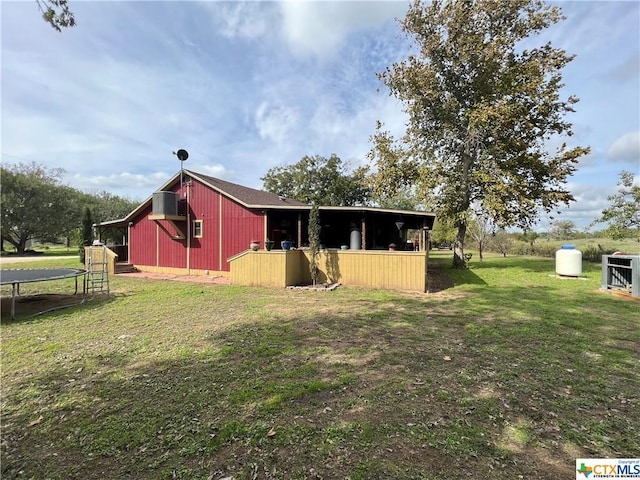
left=1, top=268, right=88, bottom=320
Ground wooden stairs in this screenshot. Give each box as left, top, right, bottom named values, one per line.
left=115, top=263, right=138, bottom=274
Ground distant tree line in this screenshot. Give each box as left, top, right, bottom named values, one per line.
left=1, top=162, right=138, bottom=254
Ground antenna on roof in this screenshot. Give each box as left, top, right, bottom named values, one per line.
left=172, top=149, right=189, bottom=186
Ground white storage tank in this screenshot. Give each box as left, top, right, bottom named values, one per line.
left=555, top=244, right=582, bottom=277
left=350, top=229, right=361, bottom=250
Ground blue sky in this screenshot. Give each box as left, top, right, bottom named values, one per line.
left=1, top=1, right=638, bottom=231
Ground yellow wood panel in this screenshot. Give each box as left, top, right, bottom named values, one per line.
left=302, top=250, right=427, bottom=291
left=229, top=250, right=289, bottom=287
left=84, top=246, right=118, bottom=275
left=225, top=249, right=427, bottom=292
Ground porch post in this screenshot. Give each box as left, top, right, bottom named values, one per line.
left=361, top=217, right=366, bottom=250
left=264, top=211, right=268, bottom=243
left=297, top=213, right=303, bottom=248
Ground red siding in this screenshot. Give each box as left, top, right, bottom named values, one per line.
left=129, top=205, right=156, bottom=266
left=186, top=180, right=221, bottom=271
left=221, top=197, right=264, bottom=270
left=129, top=178, right=264, bottom=272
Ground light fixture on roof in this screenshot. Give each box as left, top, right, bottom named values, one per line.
left=395, top=221, right=405, bottom=231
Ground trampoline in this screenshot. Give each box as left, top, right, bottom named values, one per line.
left=1, top=268, right=87, bottom=320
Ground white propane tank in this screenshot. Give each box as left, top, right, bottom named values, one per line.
left=555, top=245, right=582, bottom=277
left=350, top=229, right=361, bottom=250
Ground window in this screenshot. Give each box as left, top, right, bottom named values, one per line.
left=193, top=220, right=203, bottom=238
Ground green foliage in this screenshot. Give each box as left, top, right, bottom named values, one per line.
left=1, top=162, right=140, bottom=253
left=85, top=190, right=139, bottom=224
left=467, top=212, right=494, bottom=261
left=429, top=218, right=456, bottom=245
left=592, top=170, right=640, bottom=240
left=79, top=206, right=93, bottom=263
left=36, top=0, right=76, bottom=31
left=490, top=229, right=514, bottom=257
left=372, top=189, right=423, bottom=210
left=262, top=154, right=370, bottom=206
left=81, top=207, right=93, bottom=246
left=550, top=220, right=577, bottom=239
left=366, top=122, right=423, bottom=206
left=516, top=229, right=540, bottom=247
left=581, top=245, right=615, bottom=263
left=372, top=0, right=590, bottom=267
left=308, top=204, right=321, bottom=285
left=1, top=162, right=77, bottom=254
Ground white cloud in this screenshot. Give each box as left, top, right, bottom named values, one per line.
left=188, top=163, right=232, bottom=180
left=68, top=171, right=171, bottom=197
left=254, top=102, right=300, bottom=144
left=607, top=132, right=640, bottom=163
left=205, top=1, right=271, bottom=40
left=279, top=1, right=407, bottom=57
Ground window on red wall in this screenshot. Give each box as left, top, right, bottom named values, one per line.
left=193, top=220, right=203, bottom=238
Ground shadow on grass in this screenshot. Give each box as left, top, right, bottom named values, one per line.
left=467, top=256, right=552, bottom=273
left=4, top=284, right=637, bottom=480
left=0, top=293, right=117, bottom=325
left=429, top=257, right=487, bottom=289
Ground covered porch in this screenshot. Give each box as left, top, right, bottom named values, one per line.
left=264, top=206, right=435, bottom=252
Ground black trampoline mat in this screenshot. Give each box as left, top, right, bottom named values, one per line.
left=0, top=268, right=87, bottom=285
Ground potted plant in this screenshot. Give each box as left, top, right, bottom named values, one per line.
left=265, top=239, right=274, bottom=251
left=281, top=240, right=292, bottom=250
left=250, top=240, right=260, bottom=251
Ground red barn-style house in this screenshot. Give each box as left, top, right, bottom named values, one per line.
left=96, top=170, right=436, bottom=288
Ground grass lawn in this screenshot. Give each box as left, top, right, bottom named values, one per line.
left=1, top=255, right=638, bottom=479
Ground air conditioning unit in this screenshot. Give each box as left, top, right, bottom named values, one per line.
left=152, top=191, right=179, bottom=216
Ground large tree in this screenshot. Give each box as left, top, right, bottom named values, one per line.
left=85, top=191, right=139, bottom=225
left=262, top=154, right=370, bottom=206
left=372, top=0, right=589, bottom=267
left=0, top=162, right=138, bottom=253
left=1, top=162, right=78, bottom=253
left=592, top=170, right=640, bottom=240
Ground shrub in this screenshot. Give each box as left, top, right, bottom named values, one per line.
left=581, top=245, right=617, bottom=263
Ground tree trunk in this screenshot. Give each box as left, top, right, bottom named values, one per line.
left=3, top=234, right=27, bottom=254
left=478, top=243, right=484, bottom=262
left=453, top=223, right=467, bottom=268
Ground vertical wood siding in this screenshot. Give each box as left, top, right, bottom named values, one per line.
left=129, top=179, right=263, bottom=272
left=186, top=180, right=221, bottom=271
left=129, top=205, right=156, bottom=266
left=221, top=197, right=264, bottom=271
left=229, top=250, right=427, bottom=292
